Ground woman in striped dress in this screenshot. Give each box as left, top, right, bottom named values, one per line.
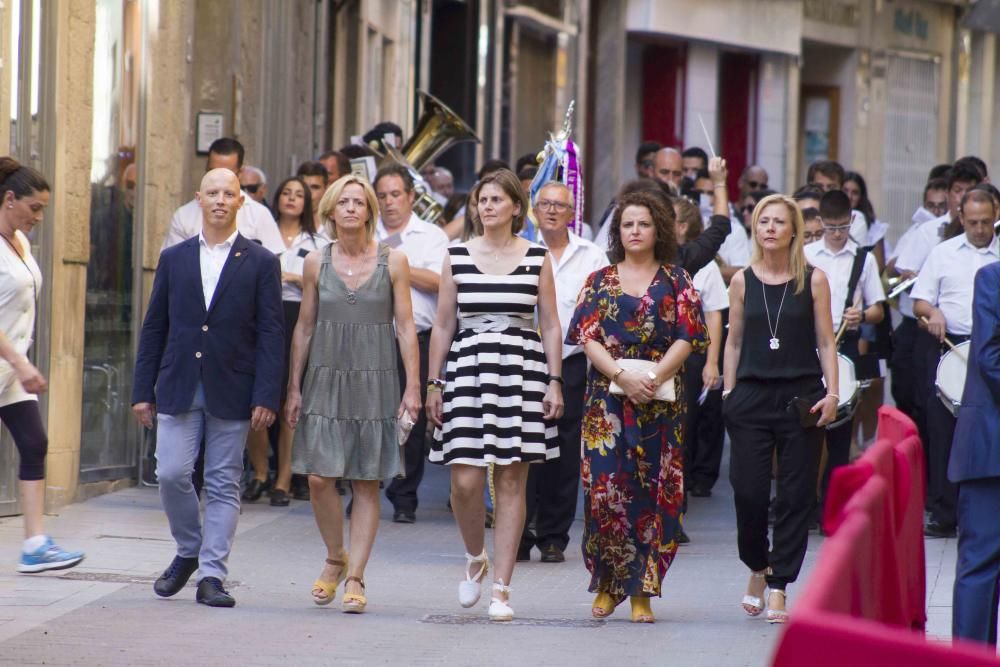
left=427, top=169, right=564, bottom=622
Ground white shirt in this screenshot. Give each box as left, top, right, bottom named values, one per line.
left=910, top=233, right=1000, bottom=336
left=714, top=216, right=751, bottom=267
left=376, top=212, right=449, bottom=332
left=198, top=229, right=238, bottom=310
left=805, top=239, right=885, bottom=331
left=894, top=212, right=949, bottom=318
left=279, top=229, right=331, bottom=302
left=0, top=230, right=42, bottom=405
left=539, top=231, right=610, bottom=358
left=691, top=261, right=728, bottom=313
left=849, top=210, right=868, bottom=248
left=162, top=192, right=285, bottom=254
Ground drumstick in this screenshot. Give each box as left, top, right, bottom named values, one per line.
left=918, top=316, right=968, bottom=362
left=835, top=293, right=863, bottom=345
left=697, top=114, right=717, bottom=159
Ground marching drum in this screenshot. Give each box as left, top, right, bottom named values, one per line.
left=826, top=353, right=859, bottom=429
left=935, top=341, right=970, bottom=417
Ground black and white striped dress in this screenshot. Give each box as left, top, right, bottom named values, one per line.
left=430, top=244, right=559, bottom=466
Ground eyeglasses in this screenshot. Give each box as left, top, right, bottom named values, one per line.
left=242, top=183, right=263, bottom=194
left=745, top=180, right=767, bottom=190
left=925, top=201, right=948, bottom=216
left=822, top=223, right=852, bottom=233
left=803, top=230, right=825, bottom=242
left=536, top=199, right=570, bottom=212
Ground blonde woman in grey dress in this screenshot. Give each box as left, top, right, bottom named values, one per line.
left=286, top=174, right=421, bottom=613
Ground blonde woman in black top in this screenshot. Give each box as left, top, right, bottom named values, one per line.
left=722, top=194, right=838, bottom=624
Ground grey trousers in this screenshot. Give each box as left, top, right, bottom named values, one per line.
left=155, top=383, right=250, bottom=582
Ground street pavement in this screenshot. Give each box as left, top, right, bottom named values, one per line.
left=0, top=452, right=958, bottom=666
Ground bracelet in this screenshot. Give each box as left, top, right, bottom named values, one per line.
left=548, top=375, right=564, bottom=385
left=426, top=385, right=442, bottom=393
left=612, top=367, right=625, bottom=382
left=427, top=378, right=445, bottom=388
left=713, top=183, right=727, bottom=189
left=826, top=393, right=840, bottom=401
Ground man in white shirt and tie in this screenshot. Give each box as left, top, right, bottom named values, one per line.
left=160, top=138, right=284, bottom=254
left=912, top=188, right=999, bottom=538
left=374, top=163, right=449, bottom=523
left=520, top=182, right=608, bottom=563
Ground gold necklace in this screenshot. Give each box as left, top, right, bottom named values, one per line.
left=481, top=236, right=513, bottom=262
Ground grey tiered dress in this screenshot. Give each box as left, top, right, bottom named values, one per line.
left=291, top=242, right=401, bottom=480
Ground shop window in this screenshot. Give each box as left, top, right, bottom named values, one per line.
left=79, top=0, right=141, bottom=481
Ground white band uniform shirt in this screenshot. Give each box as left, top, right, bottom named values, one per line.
left=161, top=192, right=285, bottom=254
left=0, top=229, right=42, bottom=407
left=804, top=239, right=885, bottom=331
left=376, top=213, right=449, bottom=332
left=714, top=216, right=751, bottom=268
left=198, top=230, right=238, bottom=310
left=893, top=212, right=949, bottom=319
left=538, top=232, right=609, bottom=359
left=848, top=210, right=868, bottom=248
left=910, top=233, right=1000, bottom=336
left=279, top=229, right=331, bottom=302
left=692, top=260, right=728, bottom=313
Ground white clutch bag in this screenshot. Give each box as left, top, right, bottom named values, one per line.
left=397, top=412, right=415, bottom=446
left=609, top=359, right=676, bottom=402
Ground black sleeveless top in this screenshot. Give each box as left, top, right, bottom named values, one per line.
left=736, top=266, right=823, bottom=382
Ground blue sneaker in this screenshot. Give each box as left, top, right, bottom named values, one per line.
left=18, top=537, right=85, bottom=573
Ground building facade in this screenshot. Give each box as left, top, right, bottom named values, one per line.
left=0, top=0, right=589, bottom=515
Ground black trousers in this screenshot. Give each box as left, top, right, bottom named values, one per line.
left=922, top=332, right=968, bottom=529
left=385, top=330, right=431, bottom=512
left=889, top=316, right=919, bottom=420
left=521, top=353, right=586, bottom=552
left=684, top=311, right=727, bottom=491
left=0, top=400, right=48, bottom=481
left=725, top=377, right=824, bottom=590
left=819, top=419, right=853, bottom=511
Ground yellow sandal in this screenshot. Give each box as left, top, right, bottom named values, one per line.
left=630, top=596, right=655, bottom=623
left=592, top=592, right=616, bottom=618
left=342, top=576, right=367, bottom=614
left=311, top=553, right=348, bottom=606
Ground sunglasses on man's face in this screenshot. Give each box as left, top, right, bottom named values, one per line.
left=242, top=183, right=262, bottom=194
left=745, top=180, right=767, bottom=190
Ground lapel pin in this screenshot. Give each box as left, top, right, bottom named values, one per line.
left=235, top=252, right=242, bottom=257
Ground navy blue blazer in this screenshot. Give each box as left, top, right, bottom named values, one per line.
left=949, top=261, right=1000, bottom=483
left=131, top=233, right=284, bottom=420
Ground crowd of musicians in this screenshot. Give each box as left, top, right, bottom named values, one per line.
left=1, top=117, right=998, bottom=644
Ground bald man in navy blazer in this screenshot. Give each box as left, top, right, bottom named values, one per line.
left=949, top=259, right=1000, bottom=646
left=132, top=168, right=283, bottom=607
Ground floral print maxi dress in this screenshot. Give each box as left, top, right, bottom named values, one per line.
left=567, top=264, right=707, bottom=602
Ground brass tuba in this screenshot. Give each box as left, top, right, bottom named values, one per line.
left=380, top=91, right=480, bottom=225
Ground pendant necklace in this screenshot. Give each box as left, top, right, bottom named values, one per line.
left=761, top=276, right=789, bottom=351
left=483, top=236, right=512, bottom=262
left=338, top=242, right=372, bottom=305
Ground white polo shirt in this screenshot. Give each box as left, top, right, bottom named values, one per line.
left=376, top=213, right=449, bottom=333
left=278, top=229, right=331, bottom=302
left=805, top=239, right=885, bottom=331
left=539, top=231, right=609, bottom=358
left=910, top=233, right=1000, bottom=336
left=691, top=261, right=728, bottom=313
left=161, top=192, right=285, bottom=254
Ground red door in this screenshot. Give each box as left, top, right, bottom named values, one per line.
left=718, top=52, right=759, bottom=193
left=642, top=44, right=685, bottom=148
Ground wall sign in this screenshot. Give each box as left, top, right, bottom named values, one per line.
left=196, top=112, right=225, bottom=155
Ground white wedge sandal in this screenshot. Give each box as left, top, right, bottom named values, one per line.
left=488, top=580, right=514, bottom=622
left=458, top=549, right=489, bottom=608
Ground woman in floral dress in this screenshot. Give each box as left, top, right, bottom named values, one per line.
left=567, top=190, right=707, bottom=623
